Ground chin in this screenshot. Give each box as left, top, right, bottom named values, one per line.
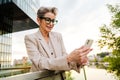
left=46, top=30, right=51, bottom=32
left=47, top=29, right=52, bottom=32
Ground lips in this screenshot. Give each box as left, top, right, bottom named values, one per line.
left=46, top=26, right=53, bottom=30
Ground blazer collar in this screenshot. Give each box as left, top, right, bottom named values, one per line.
left=36, top=30, right=61, bottom=58
left=36, top=30, right=52, bottom=58
left=49, top=32, right=60, bottom=57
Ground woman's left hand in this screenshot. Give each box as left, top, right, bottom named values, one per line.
left=77, top=46, right=92, bottom=65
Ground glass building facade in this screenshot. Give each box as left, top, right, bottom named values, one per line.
left=0, top=33, right=12, bottom=68
left=0, top=0, right=13, bottom=68
left=0, top=0, right=39, bottom=69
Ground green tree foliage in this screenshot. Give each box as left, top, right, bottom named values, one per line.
left=65, top=71, right=74, bottom=80
left=97, top=52, right=110, bottom=58
left=98, top=4, right=120, bottom=79
left=107, top=4, right=120, bottom=28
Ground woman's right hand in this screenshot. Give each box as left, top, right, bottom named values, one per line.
left=67, top=46, right=92, bottom=65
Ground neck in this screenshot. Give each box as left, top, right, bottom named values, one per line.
left=39, top=28, right=49, bottom=38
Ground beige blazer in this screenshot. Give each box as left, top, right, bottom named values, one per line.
left=24, top=30, right=80, bottom=73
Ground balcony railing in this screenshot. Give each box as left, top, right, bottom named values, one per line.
left=0, top=67, right=31, bottom=78
left=0, top=67, right=65, bottom=80
left=0, top=67, right=31, bottom=70
left=0, top=70, right=66, bottom=80
left=0, top=71, right=51, bottom=80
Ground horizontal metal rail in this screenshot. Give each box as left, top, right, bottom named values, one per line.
left=0, top=71, right=43, bottom=80
left=0, top=71, right=61, bottom=80
left=0, top=67, right=31, bottom=70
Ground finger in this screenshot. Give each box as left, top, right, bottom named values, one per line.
left=76, top=46, right=84, bottom=50
left=78, top=47, right=91, bottom=54
left=78, top=57, right=88, bottom=65
left=81, top=46, right=91, bottom=53
left=81, top=55, right=88, bottom=59
left=81, top=57, right=88, bottom=64
left=81, top=56, right=88, bottom=61
left=78, top=55, right=87, bottom=63
left=79, top=49, right=92, bottom=57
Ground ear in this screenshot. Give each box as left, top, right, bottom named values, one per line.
left=37, top=17, right=40, bottom=23
left=37, top=17, right=42, bottom=26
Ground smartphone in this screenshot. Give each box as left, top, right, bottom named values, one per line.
left=84, top=39, right=93, bottom=47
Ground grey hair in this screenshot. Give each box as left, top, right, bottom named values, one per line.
left=37, top=7, right=58, bottom=18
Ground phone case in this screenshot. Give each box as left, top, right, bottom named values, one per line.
left=84, top=39, right=93, bottom=47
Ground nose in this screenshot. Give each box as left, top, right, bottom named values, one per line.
left=49, top=21, right=54, bottom=25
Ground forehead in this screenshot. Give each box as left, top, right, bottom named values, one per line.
left=44, top=12, right=56, bottom=18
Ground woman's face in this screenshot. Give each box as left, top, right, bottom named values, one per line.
left=37, top=12, right=57, bottom=33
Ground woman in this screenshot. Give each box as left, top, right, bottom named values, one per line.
left=24, top=7, right=92, bottom=80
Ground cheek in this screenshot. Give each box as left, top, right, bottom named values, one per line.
left=40, top=21, right=46, bottom=27
left=41, top=23, right=48, bottom=29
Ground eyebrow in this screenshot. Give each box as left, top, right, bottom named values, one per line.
left=41, top=17, right=55, bottom=20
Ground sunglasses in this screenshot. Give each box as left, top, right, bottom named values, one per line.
left=40, top=17, right=58, bottom=25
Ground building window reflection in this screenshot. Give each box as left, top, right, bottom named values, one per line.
left=0, top=0, right=38, bottom=75
left=0, top=33, right=12, bottom=68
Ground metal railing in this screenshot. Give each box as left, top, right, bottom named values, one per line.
left=0, top=71, right=46, bottom=80
left=0, top=67, right=30, bottom=78
left=0, top=70, right=64, bottom=80
left=0, top=67, right=41, bottom=80
left=0, top=67, right=31, bottom=70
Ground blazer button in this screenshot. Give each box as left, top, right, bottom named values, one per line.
left=51, top=52, right=53, bottom=55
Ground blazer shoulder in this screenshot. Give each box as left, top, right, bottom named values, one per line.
left=24, top=32, right=37, bottom=40
left=50, top=31, right=62, bottom=37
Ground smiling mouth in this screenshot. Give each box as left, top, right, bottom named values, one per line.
left=46, top=26, right=53, bottom=30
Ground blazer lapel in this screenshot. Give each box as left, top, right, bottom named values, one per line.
left=49, top=32, right=61, bottom=57
left=36, top=30, right=52, bottom=58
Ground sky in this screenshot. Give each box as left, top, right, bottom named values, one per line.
left=12, top=0, right=120, bottom=60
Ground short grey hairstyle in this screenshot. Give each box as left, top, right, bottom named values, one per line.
left=37, top=7, right=58, bottom=18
